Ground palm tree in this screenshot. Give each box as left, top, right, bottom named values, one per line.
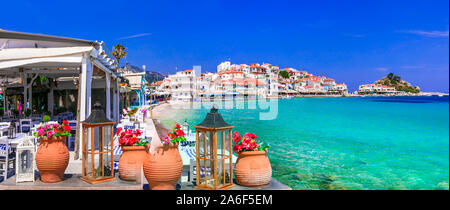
left=112, top=44, right=127, bottom=68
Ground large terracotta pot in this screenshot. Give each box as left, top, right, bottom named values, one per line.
left=143, top=142, right=182, bottom=190
left=118, top=145, right=149, bottom=182
left=36, top=136, right=70, bottom=183
left=234, top=150, right=272, bottom=187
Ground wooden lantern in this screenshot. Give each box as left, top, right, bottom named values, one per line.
left=194, top=105, right=234, bottom=190
left=80, top=101, right=115, bottom=184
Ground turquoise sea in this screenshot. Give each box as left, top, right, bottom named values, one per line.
left=158, top=96, right=449, bottom=190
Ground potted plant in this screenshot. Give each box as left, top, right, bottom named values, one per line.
left=232, top=131, right=271, bottom=187
left=24, top=109, right=32, bottom=118
left=115, top=127, right=149, bottom=182
left=143, top=123, right=185, bottom=190
left=127, top=108, right=138, bottom=121
left=33, top=120, right=71, bottom=183
left=43, top=115, right=51, bottom=123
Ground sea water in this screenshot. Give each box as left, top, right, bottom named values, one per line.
left=159, top=96, right=449, bottom=190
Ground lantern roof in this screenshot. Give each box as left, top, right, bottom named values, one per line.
left=195, top=105, right=231, bottom=129
left=82, top=101, right=113, bottom=124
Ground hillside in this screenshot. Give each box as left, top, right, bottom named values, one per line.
left=123, top=64, right=166, bottom=84
left=145, top=71, right=166, bottom=84
left=374, top=73, right=420, bottom=93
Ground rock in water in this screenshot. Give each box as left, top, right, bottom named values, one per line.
left=437, top=182, right=449, bottom=190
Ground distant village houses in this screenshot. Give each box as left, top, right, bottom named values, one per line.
left=155, top=61, right=348, bottom=101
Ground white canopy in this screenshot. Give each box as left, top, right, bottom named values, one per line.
left=0, top=46, right=93, bottom=70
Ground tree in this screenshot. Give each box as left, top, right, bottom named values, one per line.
left=112, top=44, right=127, bottom=67
left=393, top=75, right=401, bottom=82
left=279, top=70, right=290, bottom=79
left=387, top=73, right=394, bottom=79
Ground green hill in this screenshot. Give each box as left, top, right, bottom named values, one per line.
left=374, top=73, right=420, bottom=93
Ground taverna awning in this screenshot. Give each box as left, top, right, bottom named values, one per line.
left=0, top=29, right=122, bottom=160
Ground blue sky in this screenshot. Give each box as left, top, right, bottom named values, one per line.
left=1, top=0, right=448, bottom=92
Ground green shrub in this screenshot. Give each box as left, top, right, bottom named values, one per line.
left=25, top=109, right=32, bottom=117
left=43, top=115, right=51, bottom=122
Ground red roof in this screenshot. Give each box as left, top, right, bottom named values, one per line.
left=151, top=81, right=163, bottom=86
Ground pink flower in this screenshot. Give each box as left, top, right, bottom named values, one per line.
left=37, top=129, right=45, bottom=136
left=164, top=136, right=171, bottom=144
left=47, top=130, right=55, bottom=138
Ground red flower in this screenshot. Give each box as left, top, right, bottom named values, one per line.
left=116, top=127, right=123, bottom=136
left=54, top=128, right=62, bottom=134
left=168, top=133, right=176, bottom=139
left=233, top=131, right=241, bottom=142
left=135, top=129, right=142, bottom=136
left=243, top=133, right=257, bottom=140
left=175, top=123, right=181, bottom=129
left=233, top=144, right=243, bottom=153
left=63, top=125, right=71, bottom=132
left=63, top=120, right=69, bottom=125
left=175, top=129, right=185, bottom=137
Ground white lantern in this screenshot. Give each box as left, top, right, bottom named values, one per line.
left=182, top=119, right=189, bottom=135
left=15, top=137, right=35, bottom=183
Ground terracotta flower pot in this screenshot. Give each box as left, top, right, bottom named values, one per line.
left=234, top=150, right=272, bottom=187
left=118, top=145, right=149, bottom=182
left=36, top=136, right=70, bottom=183
left=143, top=142, right=182, bottom=190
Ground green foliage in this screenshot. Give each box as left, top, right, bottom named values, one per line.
left=387, top=73, right=394, bottom=79
left=12, top=109, right=19, bottom=116
left=40, top=76, right=48, bottom=83
left=380, top=73, right=419, bottom=93
left=127, top=107, right=139, bottom=116
left=112, top=44, right=127, bottom=67
left=397, top=86, right=420, bottom=93
left=279, top=70, right=290, bottom=79
left=43, top=115, right=51, bottom=122
left=257, top=142, right=270, bottom=151
left=24, top=109, right=32, bottom=117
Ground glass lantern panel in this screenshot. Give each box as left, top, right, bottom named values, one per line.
left=206, top=159, right=215, bottom=188
left=225, top=162, right=231, bottom=185
left=103, top=125, right=112, bottom=151
left=216, top=131, right=224, bottom=157
left=217, top=159, right=224, bottom=188
left=224, top=129, right=231, bottom=156
left=103, top=150, right=113, bottom=177
left=206, top=131, right=214, bottom=159
left=18, top=150, right=33, bottom=174
left=85, top=153, right=92, bottom=177
left=93, top=126, right=100, bottom=153
left=94, top=153, right=101, bottom=179
left=198, top=158, right=205, bottom=186
left=84, top=127, right=91, bottom=153
left=198, top=131, right=204, bottom=157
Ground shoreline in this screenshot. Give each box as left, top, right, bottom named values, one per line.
left=150, top=94, right=449, bottom=123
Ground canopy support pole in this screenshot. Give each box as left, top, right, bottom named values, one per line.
left=106, top=72, right=111, bottom=120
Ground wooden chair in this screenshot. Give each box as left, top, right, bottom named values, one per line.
left=0, top=138, right=15, bottom=182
